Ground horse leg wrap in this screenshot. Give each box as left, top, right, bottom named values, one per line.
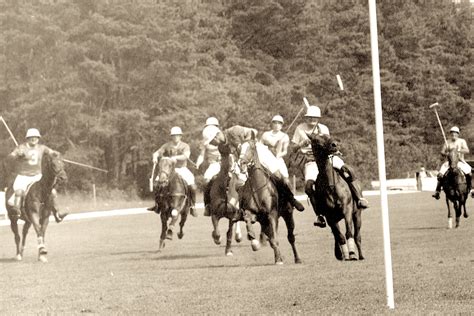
left=341, top=243, right=349, bottom=259
left=347, top=238, right=356, bottom=254
left=447, top=217, right=453, bottom=229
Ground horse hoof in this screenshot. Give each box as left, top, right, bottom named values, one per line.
left=359, top=255, right=365, bottom=260
left=349, top=254, right=358, bottom=261
left=226, top=251, right=233, bottom=257
left=251, top=240, right=261, bottom=251
left=464, top=213, right=468, bottom=218
left=166, top=230, right=173, bottom=240
left=275, top=261, right=284, bottom=265
left=235, top=233, right=243, bottom=243
left=212, top=232, right=221, bottom=245
left=38, top=255, right=48, bottom=263
left=15, top=254, right=22, bottom=261
left=295, top=258, right=302, bottom=264
left=177, top=232, right=184, bottom=239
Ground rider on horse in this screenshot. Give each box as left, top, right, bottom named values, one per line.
left=292, top=105, right=369, bottom=228
left=202, top=124, right=305, bottom=213
left=149, top=126, right=198, bottom=217
left=197, top=117, right=223, bottom=217
left=432, top=126, right=474, bottom=200
left=7, top=128, right=68, bottom=223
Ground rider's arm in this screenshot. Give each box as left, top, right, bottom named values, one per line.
left=277, top=135, right=289, bottom=159
left=172, top=143, right=190, bottom=162
left=291, top=126, right=310, bottom=149
left=458, top=139, right=469, bottom=155
left=195, top=144, right=205, bottom=168
left=152, top=145, right=166, bottom=163
left=9, top=145, right=27, bottom=158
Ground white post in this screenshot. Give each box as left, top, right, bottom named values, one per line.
left=92, top=183, right=97, bottom=206
left=368, top=0, right=395, bottom=309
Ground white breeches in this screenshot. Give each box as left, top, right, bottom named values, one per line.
left=204, top=162, right=221, bottom=183
left=439, top=161, right=472, bottom=175
left=304, top=156, right=345, bottom=181
left=240, top=142, right=287, bottom=176
left=13, top=174, right=42, bottom=192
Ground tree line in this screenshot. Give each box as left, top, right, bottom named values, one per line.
left=0, top=0, right=472, bottom=196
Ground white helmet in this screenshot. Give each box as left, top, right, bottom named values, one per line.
left=26, top=128, right=41, bottom=138
left=449, top=126, right=460, bottom=134
left=205, top=117, right=219, bottom=126
left=170, top=126, right=183, bottom=136
left=202, top=125, right=221, bottom=145
left=271, top=115, right=284, bottom=123
left=305, top=106, right=321, bottom=118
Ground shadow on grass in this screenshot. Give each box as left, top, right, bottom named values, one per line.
left=160, top=262, right=277, bottom=270
left=0, top=257, right=19, bottom=263
left=110, top=250, right=158, bottom=256
left=406, top=227, right=446, bottom=231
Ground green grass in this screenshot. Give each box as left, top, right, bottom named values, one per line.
left=0, top=192, right=473, bottom=314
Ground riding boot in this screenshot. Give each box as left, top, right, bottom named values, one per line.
left=273, top=173, right=305, bottom=212
left=188, top=185, right=198, bottom=217
left=339, top=166, right=369, bottom=209
left=305, top=180, right=326, bottom=228
left=203, top=179, right=213, bottom=216
left=432, top=174, right=443, bottom=200
left=50, top=189, right=68, bottom=223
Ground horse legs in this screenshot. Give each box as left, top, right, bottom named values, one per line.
left=329, top=221, right=347, bottom=261
left=352, top=208, right=364, bottom=260
left=9, top=218, right=22, bottom=261
left=261, top=214, right=283, bottom=265
left=462, top=200, right=468, bottom=218
left=454, top=201, right=461, bottom=228
left=225, top=219, right=234, bottom=256
left=28, top=202, right=48, bottom=262
left=234, top=221, right=242, bottom=243
left=177, top=211, right=187, bottom=240
left=281, top=210, right=302, bottom=264
left=158, top=213, right=168, bottom=251
left=343, top=206, right=357, bottom=261
left=243, top=210, right=260, bottom=251
left=20, top=221, right=31, bottom=260
left=211, top=214, right=221, bottom=245
left=446, top=198, right=453, bottom=229
left=167, top=211, right=179, bottom=240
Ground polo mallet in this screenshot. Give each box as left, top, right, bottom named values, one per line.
left=285, top=97, right=310, bottom=133
left=429, top=102, right=448, bottom=148
left=149, top=162, right=157, bottom=192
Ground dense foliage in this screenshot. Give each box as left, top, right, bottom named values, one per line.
left=0, top=0, right=472, bottom=195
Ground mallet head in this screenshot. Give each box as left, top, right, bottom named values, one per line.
left=336, top=74, right=344, bottom=91
left=303, top=97, right=310, bottom=109
left=429, top=102, right=439, bottom=109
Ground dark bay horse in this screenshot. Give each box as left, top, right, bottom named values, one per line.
left=307, top=133, right=363, bottom=261
left=208, top=143, right=243, bottom=256
left=239, top=139, right=301, bottom=265
left=154, top=157, right=190, bottom=251
left=442, top=149, right=468, bottom=228
left=5, top=151, right=67, bottom=262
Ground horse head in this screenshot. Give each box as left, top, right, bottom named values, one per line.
left=157, top=157, right=175, bottom=186
left=445, top=148, right=459, bottom=170
left=238, top=139, right=259, bottom=174
left=307, top=133, right=339, bottom=160
left=43, top=151, right=67, bottom=185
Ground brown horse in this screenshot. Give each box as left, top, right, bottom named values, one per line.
left=442, top=148, right=468, bottom=228
left=208, top=143, right=243, bottom=256
left=154, top=157, right=190, bottom=251
left=307, top=133, right=363, bottom=261
left=5, top=151, right=67, bottom=262
left=239, top=138, right=301, bottom=265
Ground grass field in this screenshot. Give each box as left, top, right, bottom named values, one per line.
left=0, top=192, right=473, bottom=314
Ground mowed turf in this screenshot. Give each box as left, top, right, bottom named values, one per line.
left=0, top=192, right=473, bottom=314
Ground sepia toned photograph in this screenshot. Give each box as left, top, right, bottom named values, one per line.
left=0, top=0, right=472, bottom=314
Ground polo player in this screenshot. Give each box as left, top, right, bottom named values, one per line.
left=148, top=126, right=198, bottom=217
left=203, top=124, right=305, bottom=213
left=292, top=105, right=369, bottom=228
left=7, top=128, right=68, bottom=223
left=432, top=126, right=473, bottom=199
